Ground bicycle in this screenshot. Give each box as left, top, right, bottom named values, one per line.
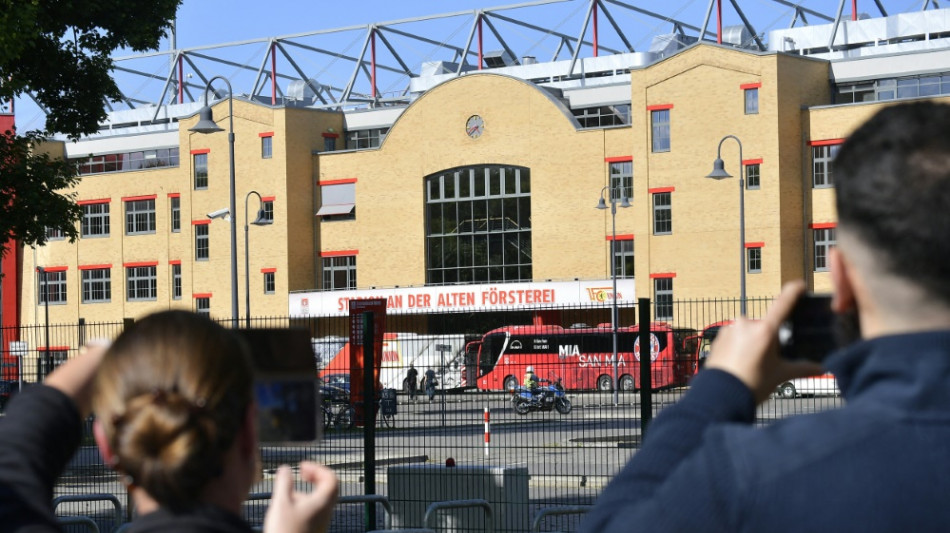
left=322, top=401, right=355, bottom=430
left=379, top=388, right=397, bottom=428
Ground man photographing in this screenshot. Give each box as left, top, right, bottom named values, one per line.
left=581, top=101, right=950, bottom=531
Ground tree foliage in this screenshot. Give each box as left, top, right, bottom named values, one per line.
left=0, top=0, right=181, bottom=253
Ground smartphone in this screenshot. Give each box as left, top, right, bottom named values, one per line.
left=778, top=293, right=836, bottom=363
left=237, top=328, right=321, bottom=444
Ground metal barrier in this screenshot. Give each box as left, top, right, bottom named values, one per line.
left=53, top=493, right=123, bottom=532
left=368, top=530, right=436, bottom=533
left=57, top=516, right=100, bottom=533
left=531, top=505, right=593, bottom=532
left=338, top=494, right=394, bottom=530
left=423, top=499, right=494, bottom=533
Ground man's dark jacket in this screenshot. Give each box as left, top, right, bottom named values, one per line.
left=581, top=331, right=950, bottom=532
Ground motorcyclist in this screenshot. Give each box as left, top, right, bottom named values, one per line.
left=523, top=366, right=549, bottom=404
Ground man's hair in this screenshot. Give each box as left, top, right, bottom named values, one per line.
left=833, top=102, right=950, bottom=305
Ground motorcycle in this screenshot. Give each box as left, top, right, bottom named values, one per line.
left=511, top=376, right=572, bottom=415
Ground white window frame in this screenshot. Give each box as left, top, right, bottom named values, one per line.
left=612, top=239, right=634, bottom=279
left=264, top=271, right=276, bottom=294
left=194, top=153, right=208, bottom=190
left=747, top=247, right=762, bottom=274
left=652, top=192, right=672, bottom=235
left=172, top=263, right=182, bottom=300
left=744, top=88, right=759, bottom=114
left=746, top=163, right=761, bottom=190
left=654, top=277, right=674, bottom=321
left=195, top=224, right=210, bottom=261
left=81, top=268, right=111, bottom=303
left=196, top=297, right=211, bottom=315
left=812, top=144, right=841, bottom=188
left=651, top=109, right=671, bottom=153
left=323, top=256, right=356, bottom=290
left=170, top=197, right=181, bottom=233
left=261, top=135, right=273, bottom=159
left=813, top=228, right=836, bottom=272
left=125, top=198, right=156, bottom=235
left=126, top=266, right=157, bottom=301
left=38, top=270, right=67, bottom=305
left=609, top=161, right=633, bottom=202
left=81, top=202, right=110, bottom=237
left=316, top=182, right=356, bottom=220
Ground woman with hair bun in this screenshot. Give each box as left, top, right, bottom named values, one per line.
left=0, top=310, right=337, bottom=533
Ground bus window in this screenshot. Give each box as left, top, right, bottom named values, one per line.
left=479, top=333, right=508, bottom=378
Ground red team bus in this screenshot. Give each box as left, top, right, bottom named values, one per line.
left=467, top=323, right=698, bottom=392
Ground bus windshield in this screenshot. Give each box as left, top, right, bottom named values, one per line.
left=478, top=332, right=508, bottom=378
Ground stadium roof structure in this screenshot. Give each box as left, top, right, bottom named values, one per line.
left=7, top=0, right=944, bottom=128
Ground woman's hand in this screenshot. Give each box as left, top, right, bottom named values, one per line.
left=264, top=462, right=338, bottom=533
left=705, top=281, right=824, bottom=404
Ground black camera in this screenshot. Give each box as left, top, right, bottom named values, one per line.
left=778, top=294, right=837, bottom=363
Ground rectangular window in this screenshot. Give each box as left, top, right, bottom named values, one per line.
left=194, top=153, right=208, bottom=190
left=609, top=161, right=633, bottom=202
left=324, top=137, right=336, bottom=152
left=172, top=264, right=182, bottom=300
left=81, top=268, right=111, bottom=303
left=125, top=198, right=156, bottom=235
left=744, top=88, right=759, bottom=114
left=196, top=297, right=210, bottom=315
left=262, top=200, right=274, bottom=222
left=322, top=256, right=356, bottom=290
left=195, top=224, right=209, bottom=260
left=81, top=202, right=110, bottom=237
left=261, top=136, right=273, bottom=159
left=813, top=228, right=836, bottom=271
left=46, top=227, right=65, bottom=241
left=651, top=109, right=670, bottom=152
left=316, top=181, right=356, bottom=221
left=346, top=128, right=389, bottom=150
left=38, top=270, right=67, bottom=304
left=264, top=271, right=275, bottom=294
left=654, top=277, right=673, bottom=321
left=812, top=144, right=841, bottom=188
left=652, top=192, right=672, bottom=235
left=746, top=163, right=761, bottom=190
left=170, top=197, right=181, bottom=233
left=612, top=239, right=634, bottom=279
left=126, top=266, right=158, bottom=301
left=747, top=247, right=762, bottom=274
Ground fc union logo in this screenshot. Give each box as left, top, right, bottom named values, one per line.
left=587, top=288, right=620, bottom=302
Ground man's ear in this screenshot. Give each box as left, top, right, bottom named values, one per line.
left=830, top=247, right=856, bottom=313
left=93, top=419, right=116, bottom=469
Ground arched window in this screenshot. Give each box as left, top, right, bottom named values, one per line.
left=425, top=165, right=532, bottom=285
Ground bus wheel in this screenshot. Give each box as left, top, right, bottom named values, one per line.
left=620, top=375, right=635, bottom=391
left=597, top=375, right=613, bottom=391
left=504, top=376, right=518, bottom=392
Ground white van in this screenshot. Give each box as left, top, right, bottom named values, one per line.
left=775, top=373, right=840, bottom=399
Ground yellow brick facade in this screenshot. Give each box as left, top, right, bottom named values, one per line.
left=19, top=43, right=948, bottom=324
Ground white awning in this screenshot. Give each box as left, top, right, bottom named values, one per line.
left=316, top=203, right=355, bottom=216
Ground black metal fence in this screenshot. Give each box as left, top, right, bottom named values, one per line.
left=1, top=297, right=844, bottom=532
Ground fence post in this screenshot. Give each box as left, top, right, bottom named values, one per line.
left=638, top=298, right=652, bottom=436
left=362, top=311, right=377, bottom=532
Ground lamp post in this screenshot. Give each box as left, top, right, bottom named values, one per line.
left=190, top=76, right=239, bottom=327
left=36, top=267, right=49, bottom=379
left=706, top=134, right=747, bottom=316
left=596, top=187, right=631, bottom=406
left=244, top=191, right=273, bottom=328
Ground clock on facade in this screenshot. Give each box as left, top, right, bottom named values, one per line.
left=465, top=115, right=484, bottom=139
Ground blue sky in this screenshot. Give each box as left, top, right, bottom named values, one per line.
left=12, top=0, right=915, bottom=131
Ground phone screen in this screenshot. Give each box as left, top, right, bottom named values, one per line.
left=238, top=328, right=321, bottom=444
left=779, top=294, right=837, bottom=363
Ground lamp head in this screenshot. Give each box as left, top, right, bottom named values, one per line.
left=189, top=106, right=224, bottom=134
left=619, top=196, right=631, bottom=209
left=706, top=157, right=732, bottom=180
left=595, top=197, right=608, bottom=210
left=251, top=208, right=272, bottom=226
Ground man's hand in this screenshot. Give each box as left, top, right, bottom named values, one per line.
left=264, top=462, right=338, bottom=533
left=705, top=281, right=824, bottom=404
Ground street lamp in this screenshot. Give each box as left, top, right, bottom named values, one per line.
left=190, top=76, right=239, bottom=327
left=706, top=134, right=747, bottom=316
left=596, top=187, right=631, bottom=406
left=244, top=191, right=273, bottom=328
